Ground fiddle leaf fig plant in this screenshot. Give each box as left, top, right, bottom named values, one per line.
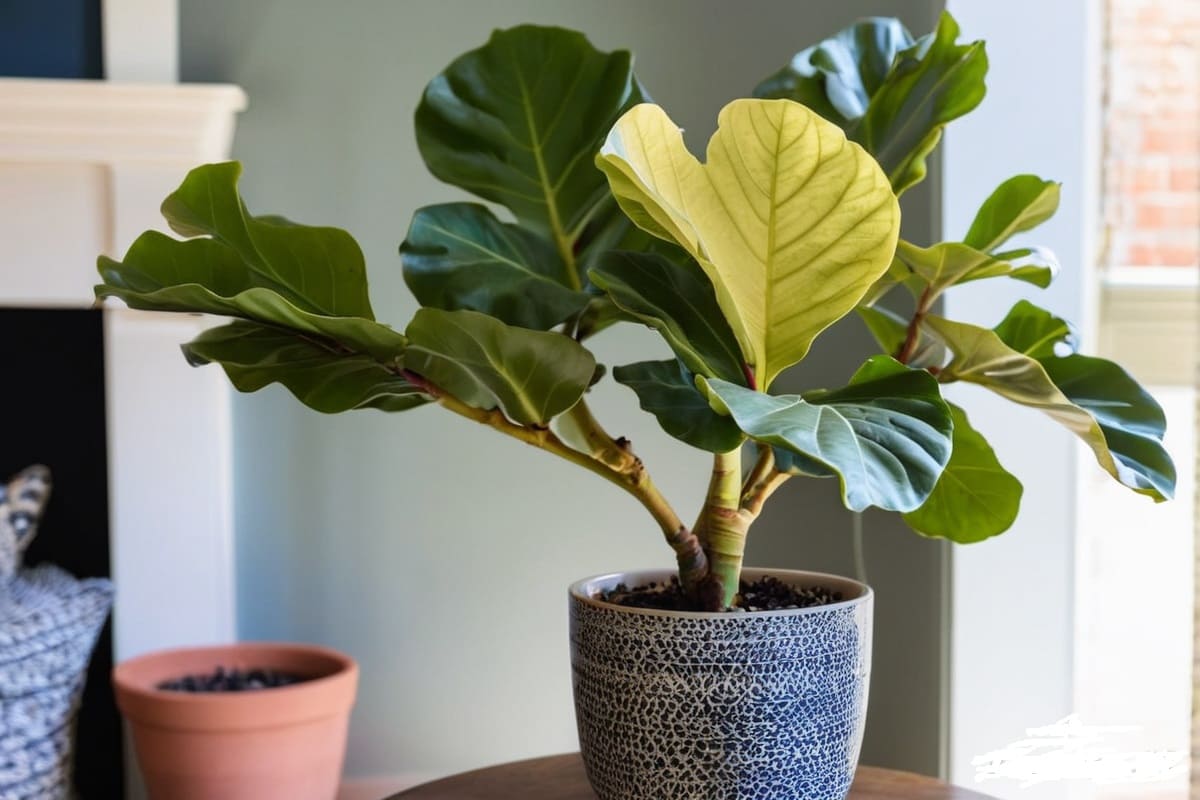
left=96, top=15, right=1175, bottom=611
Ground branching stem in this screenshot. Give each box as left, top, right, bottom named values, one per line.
left=741, top=470, right=791, bottom=517
left=896, top=287, right=934, bottom=365
left=562, top=400, right=638, bottom=472
left=741, top=445, right=775, bottom=499
left=424, top=386, right=708, bottom=590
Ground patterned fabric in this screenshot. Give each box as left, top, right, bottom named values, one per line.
left=570, top=572, right=872, bottom=800
left=0, top=466, right=50, bottom=581
left=0, top=467, right=113, bottom=800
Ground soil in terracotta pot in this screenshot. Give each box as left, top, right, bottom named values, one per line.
left=156, top=666, right=309, bottom=692
left=601, top=575, right=843, bottom=612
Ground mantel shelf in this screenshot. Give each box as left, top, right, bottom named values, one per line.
left=0, top=78, right=246, bottom=164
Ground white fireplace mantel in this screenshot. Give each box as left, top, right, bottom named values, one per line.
left=0, top=77, right=246, bottom=661
left=0, top=78, right=243, bottom=165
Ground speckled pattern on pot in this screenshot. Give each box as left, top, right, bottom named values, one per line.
left=570, top=568, right=872, bottom=800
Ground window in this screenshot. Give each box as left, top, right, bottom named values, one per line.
left=1073, top=1, right=1199, bottom=797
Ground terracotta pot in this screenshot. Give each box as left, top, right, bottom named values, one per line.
left=113, top=642, right=357, bottom=800
left=570, top=568, right=872, bottom=800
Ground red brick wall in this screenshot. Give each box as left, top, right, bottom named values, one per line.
left=1103, top=0, right=1200, bottom=269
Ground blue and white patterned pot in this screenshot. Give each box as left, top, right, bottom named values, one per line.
left=570, top=568, right=872, bottom=800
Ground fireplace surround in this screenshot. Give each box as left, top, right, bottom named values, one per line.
left=0, top=76, right=245, bottom=797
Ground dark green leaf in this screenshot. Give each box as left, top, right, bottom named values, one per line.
left=903, top=403, right=1022, bottom=542
left=963, top=175, right=1061, bottom=252
left=1043, top=355, right=1175, bottom=501
left=925, top=313, right=1174, bottom=501
left=572, top=294, right=634, bottom=340
left=754, top=18, right=915, bottom=124
left=96, top=164, right=406, bottom=360
left=157, top=161, right=373, bottom=318
left=590, top=251, right=746, bottom=383
left=993, top=299, right=1077, bottom=359
left=183, top=322, right=428, bottom=414
left=404, top=308, right=595, bottom=426
left=98, top=231, right=407, bottom=361
left=853, top=11, right=987, bottom=194
left=415, top=25, right=646, bottom=284
left=400, top=203, right=590, bottom=329
left=704, top=356, right=952, bottom=512
left=613, top=360, right=744, bottom=453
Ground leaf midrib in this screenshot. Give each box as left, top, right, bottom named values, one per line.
left=422, top=220, right=557, bottom=284
left=514, top=59, right=581, bottom=290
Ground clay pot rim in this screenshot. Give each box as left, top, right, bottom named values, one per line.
left=113, top=641, right=357, bottom=707
left=569, top=566, right=872, bottom=619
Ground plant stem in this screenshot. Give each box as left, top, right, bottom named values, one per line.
left=851, top=511, right=868, bottom=585
left=741, top=445, right=775, bottom=499
left=562, top=400, right=638, bottom=472
left=740, top=470, right=790, bottom=517
left=433, top=391, right=709, bottom=589
left=696, top=449, right=752, bottom=608
left=896, top=287, right=934, bottom=365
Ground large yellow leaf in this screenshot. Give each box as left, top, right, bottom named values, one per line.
left=596, top=99, right=900, bottom=388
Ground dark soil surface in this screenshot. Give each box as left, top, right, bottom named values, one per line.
left=601, top=575, right=843, bottom=612
left=157, top=667, right=309, bottom=693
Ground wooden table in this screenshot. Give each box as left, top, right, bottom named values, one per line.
left=391, top=753, right=998, bottom=799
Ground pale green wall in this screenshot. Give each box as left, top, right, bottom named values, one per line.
left=181, top=0, right=943, bottom=781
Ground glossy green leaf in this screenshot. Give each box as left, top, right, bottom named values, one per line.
left=770, top=447, right=836, bottom=479
left=858, top=305, right=908, bottom=354
left=703, top=356, right=952, bottom=512
left=157, top=161, right=372, bottom=317
left=96, top=164, right=407, bottom=360
left=857, top=304, right=946, bottom=369
left=400, top=203, right=589, bottom=330
left=98, top=233, right=408, bottom=361
left=613, top=360, right=744, bottom=453
left=597, top=98, right=900, bottom=389
left=992, top=299, right=1077, bottom=359
left=902, top=403, right=1022, bottom=542
left=404, top=308, right=595, bottom=426
left=590, top=251, right=745, bottom=383
left=572, top=294, right=634, bottom=340
left=925, top=312, right=1174, bottom=500
left=183, top=322, right=428, bottom=414
left=414, top=25, right=645, bottom=284
left=754, top=18, right=915, bottom=124
left=988, top=246, right=1059, bottom=287
left=964, top=175, right=1061, bottom=252
left=854, top=12, right=987, bottom=194
left=1043, top=355, right=1175, bottom=501
left=895, top=239, right=1058, bottom=295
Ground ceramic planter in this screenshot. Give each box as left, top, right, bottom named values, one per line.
left=113, top=642, right=357, bottom=800
left=570, top=568, right=872, bottom=800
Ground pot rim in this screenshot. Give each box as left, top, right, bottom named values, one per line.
left=570, top=566, right=872, bottom=619
left=112, top=640, right=357, bottom=707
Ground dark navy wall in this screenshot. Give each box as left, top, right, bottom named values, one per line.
left=0, top=0, right=103, bottom=78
